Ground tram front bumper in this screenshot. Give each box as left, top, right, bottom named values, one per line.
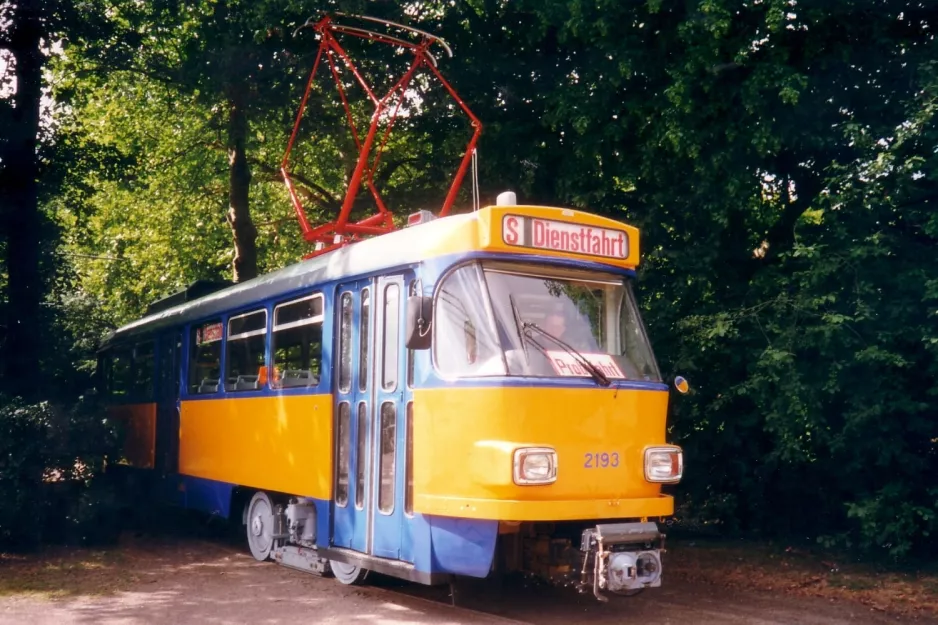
left=580, top=521, right=665, bottom=601
left=414, top=493, right=673, bottom=521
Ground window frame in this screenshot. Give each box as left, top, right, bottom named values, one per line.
left=272, top=293, right=324, bottom=332
left=224, top=308, right=268, bottom=392
left=335, top=401, right=351, bottom=508
left=102, top=340, right=155, bottom=402
left=337, top=291, right=354, bottom=394
left=358, top=288, right=371, bottom=393
left=187, top=318, right=225, bottom=396
left=430, top=261, right=505, bottom=380
left=271, top=292, right=325, bottom=391
left=381, top=283, right=401, bottom=392
left=377, top=400, right=397, bottom=515
left=431, top=259, right=663, bottom=383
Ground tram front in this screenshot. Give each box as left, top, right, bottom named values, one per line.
left=406, top=205, right=684, bottom=600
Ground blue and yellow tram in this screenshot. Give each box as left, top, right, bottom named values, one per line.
left=99, top=200, right=684, bottom=600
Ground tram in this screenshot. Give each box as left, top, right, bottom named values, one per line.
left=98, top=197, right=685, bottom=600
left=97, top=13, right=685, bottom=601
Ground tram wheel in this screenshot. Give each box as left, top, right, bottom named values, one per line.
left=330, top=560, right=369, bottom=585
left=245, top=491, right=276, bottom=562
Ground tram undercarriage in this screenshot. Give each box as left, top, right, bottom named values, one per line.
left=248, top=491, right=665, bottom=602
left=495, top=520, right=665, bottom=600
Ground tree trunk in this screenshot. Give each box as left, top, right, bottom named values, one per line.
left=226, top=86, right=258, bottom=283
left=1, top=0, right=44, bottom=399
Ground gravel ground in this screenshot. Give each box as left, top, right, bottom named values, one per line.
left=0, top=532, right=934, bottom=625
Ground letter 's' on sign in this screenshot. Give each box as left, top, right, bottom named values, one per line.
left=501, top=215, right=629, bottom=259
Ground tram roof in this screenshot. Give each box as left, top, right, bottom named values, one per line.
left=102, top=204, right=639, bottom=346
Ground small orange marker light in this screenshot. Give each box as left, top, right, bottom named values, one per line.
left=674, top=376, right=690, bottom=394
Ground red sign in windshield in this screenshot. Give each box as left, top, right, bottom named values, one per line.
left=502, top=215, right=629, bottom=259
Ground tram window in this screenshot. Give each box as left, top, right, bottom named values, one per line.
left=338, top=292, right=352, bottom=392
left=378, top=402, right=396, bottom=514
left=109, top=348, right=133, bottom=398
left=272, top=294, right=324, bottom=389
left=336, top=402, right=350, bottom=507
left=96, top=354, right=109, bottom=396
left=225, top=309, right=267, bottom=391
left=434, top=264, right=504, bottom=377
left=405, top=401, right=414, bottom=517
left=132, top=341, right=155, bottom=397
left=381, top=283, right=400, bottom=391
left=189, top=320, right=223, bottom=394
left=355, top=402, right=367, bottom=510
left=407, top=281, right=416, bottom=388
left=358, top=289, right=370, bottom=392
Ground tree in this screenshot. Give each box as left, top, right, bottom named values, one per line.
left=0, top=0, right=44, bottom=399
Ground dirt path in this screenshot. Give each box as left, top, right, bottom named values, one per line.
left=0, top=533, right=934, bottom=624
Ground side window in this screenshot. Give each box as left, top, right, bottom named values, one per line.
left=189, top=320, right=223, bottom=394
left=338, top=292, right=353, bottom=392
left=405, top=401, right=414, bottom=516
left=132, top=341, right=155, bottom=397
left=358, top=289, right=370, bottom=392
left=226, top=309, right=267, bottom=391
left=110, top=348, right=133, bottom=398
left=381, top=283, right=400, bottom=391
left=97, top=353, right=109, bottom=397
left=434, top=264, right=504, bottom=377
left=378, top=402, right=396, bottom=514
left=336, top=402, right=350, bottom=507
left=407, top=281, right=416, bottom=388
left=355, top=402, right=367, bottom=509
left=272, top=294, right=323, bottom=389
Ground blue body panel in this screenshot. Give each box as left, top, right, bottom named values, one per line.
left=333, top=281, right=371, bottom=552
left=428, top=516, right=499, bottom=577
left=181, top=474, right=234, bottom=517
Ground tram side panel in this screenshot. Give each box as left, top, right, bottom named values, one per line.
left=177, top=393, right=333, bottom=514
left=109, top=403, right=158, bottom=469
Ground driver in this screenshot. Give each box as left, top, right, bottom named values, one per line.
left=542, top=309, right=569, bottom=342
left=537, top=304, right=599, bottom=352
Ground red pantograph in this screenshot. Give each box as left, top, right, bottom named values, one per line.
left=281, top=14, right=482, bottom=258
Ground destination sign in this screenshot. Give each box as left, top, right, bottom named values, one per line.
left=546, top=351, right=626, bottom=379
left=196, top=322, right=223, bottom=345
left=502, top=215, right=629, bottom=259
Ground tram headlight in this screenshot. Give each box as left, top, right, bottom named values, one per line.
left=513, top=447, right=558, bottom=485
left=644, top=446, right=683, bottom=483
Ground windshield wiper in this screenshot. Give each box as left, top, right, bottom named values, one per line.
left=522, top=322, right=611, bottom=387
left=508, top=294, right=531, bottom=365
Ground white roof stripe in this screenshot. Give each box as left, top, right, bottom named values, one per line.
left=104, top=212, right=478, bottom=345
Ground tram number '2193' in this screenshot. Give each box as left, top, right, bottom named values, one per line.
left=584, top=452, right=620, bottom=468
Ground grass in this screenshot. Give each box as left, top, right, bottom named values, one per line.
left=0, top=545, right=135, bottom=599
left=665, top=536, right=938, bottom=619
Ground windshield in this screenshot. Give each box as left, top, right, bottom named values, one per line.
left=432, top=261, right=661, bottom=382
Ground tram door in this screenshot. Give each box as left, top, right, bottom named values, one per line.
left=333, top=274, right=414, bottom=562
left=155, top=331, right=182, bottom=475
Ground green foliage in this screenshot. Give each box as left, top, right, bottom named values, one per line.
left=0, top=394, right=122, bottom=549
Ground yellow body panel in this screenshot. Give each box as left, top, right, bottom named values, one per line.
left=109, top=403, right=157, bottom=469
left=179, top=394, right=333, bottom=499
left=413, top=386, right=672, bottom=521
